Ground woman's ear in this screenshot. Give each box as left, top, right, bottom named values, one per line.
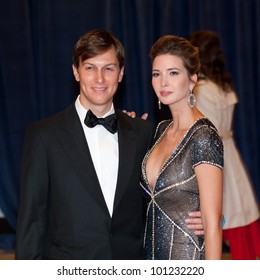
left=190, top=74, right=198, bottom=91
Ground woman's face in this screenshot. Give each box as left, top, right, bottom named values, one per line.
left=151, top=54, right=196, bottom=108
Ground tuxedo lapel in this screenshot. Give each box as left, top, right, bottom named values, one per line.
left=56, top=105, right=109, bottom=215
left=113, top=111, right=137, bottom=211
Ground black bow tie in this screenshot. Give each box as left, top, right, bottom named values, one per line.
left=84, top=109, right=118, bottom=134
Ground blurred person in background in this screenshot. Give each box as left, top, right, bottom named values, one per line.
left=188, top=30, right=260, bottom=260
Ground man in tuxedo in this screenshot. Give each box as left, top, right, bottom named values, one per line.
left=16, top=29, right=203, bottom=259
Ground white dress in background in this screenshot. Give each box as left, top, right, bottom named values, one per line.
left=194, top=79, right=260, bottom=229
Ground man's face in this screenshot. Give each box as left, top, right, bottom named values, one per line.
left=73, top=46, right=124, bottom=115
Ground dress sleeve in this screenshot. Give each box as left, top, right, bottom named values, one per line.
left=192, top=125, right=224, bottom=170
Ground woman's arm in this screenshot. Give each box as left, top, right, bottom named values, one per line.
left=195, top=164, right=223, bottom=260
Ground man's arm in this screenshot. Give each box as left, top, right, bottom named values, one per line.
left=16, top=125, right=49, bottom=259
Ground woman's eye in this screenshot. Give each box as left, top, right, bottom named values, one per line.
left=152, top=72, right=159, bottom=77
left=170, top=71, right=179, bottom=76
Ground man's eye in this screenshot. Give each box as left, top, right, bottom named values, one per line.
left=85, top=66, right=93, bottom=70
left=105, top=67, right=114, bottom=71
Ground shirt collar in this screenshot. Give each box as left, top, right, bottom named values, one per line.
left=75, top=95, right=115, bottom=124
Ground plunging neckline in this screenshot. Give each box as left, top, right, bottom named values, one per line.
left=143, top=117, right=206, bottom=192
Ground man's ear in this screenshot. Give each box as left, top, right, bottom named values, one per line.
left=118, top=66, right=125, bottom=82
left=72, top=65, right=80, bottom=82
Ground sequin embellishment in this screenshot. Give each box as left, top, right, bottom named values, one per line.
left=140, top=118, right=223, bottom=260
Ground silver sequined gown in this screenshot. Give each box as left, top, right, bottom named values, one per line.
left=140, top=118, right=224, bottom=260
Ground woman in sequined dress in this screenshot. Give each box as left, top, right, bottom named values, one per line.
left=188, top=30, right=260, bottom=260
left=140, top=35, right=224, bottom=260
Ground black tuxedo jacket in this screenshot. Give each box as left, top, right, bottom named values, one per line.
left=16, top=104, right=154, bottom=259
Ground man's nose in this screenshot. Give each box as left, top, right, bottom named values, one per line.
left=96, top=70, right=104, bottom=83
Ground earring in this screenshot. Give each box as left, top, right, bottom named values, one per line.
left=158, top=99, right=161, bottom=110
left=187, top=91, right=196, bottom=108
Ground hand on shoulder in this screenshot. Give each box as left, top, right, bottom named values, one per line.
left=122, top=110, right=148, bottom=120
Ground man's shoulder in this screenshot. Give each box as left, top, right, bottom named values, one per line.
left=116, top=109, right=153, bottom=130
left=28, top=103, right=76, bottom=130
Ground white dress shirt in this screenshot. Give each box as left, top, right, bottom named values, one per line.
left=75, top=96, right=119, bottom=216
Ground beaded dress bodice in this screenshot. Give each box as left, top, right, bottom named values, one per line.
left=140, top=118, right=223, bottom=260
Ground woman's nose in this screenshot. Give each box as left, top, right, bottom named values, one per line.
left=161, top=76, right=169, bottom=87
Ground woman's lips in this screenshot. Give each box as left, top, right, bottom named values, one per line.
left=160, top=90, right=172, bottom=97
